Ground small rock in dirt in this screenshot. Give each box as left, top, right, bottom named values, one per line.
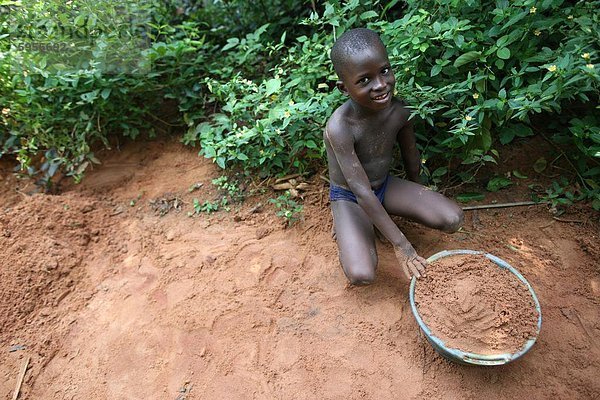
left=110, top=206, right=124, bottom=216
left=205, top=255, right=216, bottom=265
left=79, top=234, right=91, bottom=246
left=9, top=344, right=26, bottom=352
left=39, top=307, right=51, bottom=317
left=165, top=231, right=176, bottom=241
left=81, top=203, right=96, bottom=213
left=46, top=260, right=59, bottom=271
left=255, top=227, right=271, bottom=240
left=248, top=203, right=263, bottom=214
left=489, top=373, right=499, bottom=384
left=2, top=229, right=11, bottom=237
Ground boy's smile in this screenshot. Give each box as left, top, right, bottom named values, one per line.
left=337, top=44, right=395, bottom=111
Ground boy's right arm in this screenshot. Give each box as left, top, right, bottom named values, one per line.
left=326, top=126, right=426, bottom=279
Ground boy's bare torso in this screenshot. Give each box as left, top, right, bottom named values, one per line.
left=324, top=97, right=410, bottom=190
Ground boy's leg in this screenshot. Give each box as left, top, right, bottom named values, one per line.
left=382, top=176, right=464, bottom=232
left=331, top=200, right=378, bottom=285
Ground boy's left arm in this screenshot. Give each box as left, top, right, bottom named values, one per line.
left=397, top=115, right=421, bottom=183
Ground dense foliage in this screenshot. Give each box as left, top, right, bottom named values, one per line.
left=1, top=0, right=599, bottom=207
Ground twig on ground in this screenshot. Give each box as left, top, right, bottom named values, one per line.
left=552, top=216, right=585, bottom=224
left=458, top=228, right=487, bottom=237
left=319, top=175, right=330, bottom=184
left=14, top=188, right=30, bottom=198
left=146, top=112, right=185, bottom=127
left=538, top=220, right=555, bottom=230
left=248, top=202, right=263, bottom=214
left=12, top=356, right=30, bottom=400
left=462, top=201, right=542, bottom=211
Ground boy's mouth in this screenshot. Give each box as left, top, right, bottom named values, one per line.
left=372, top=92, right=390, bottom=102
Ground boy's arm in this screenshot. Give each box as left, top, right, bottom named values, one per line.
left=326, top=126, right=423, bottom=278
left=397, top=113, right=421, bottom=183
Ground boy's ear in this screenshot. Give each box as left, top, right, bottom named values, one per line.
left=336, top=80, right=349, bottom=96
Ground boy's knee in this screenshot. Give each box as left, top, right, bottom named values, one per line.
left=441, top=208, right=464, bottom=233
left=342, top=262, right=376, bottom=286
left=347, top=269, right=376, bottom=286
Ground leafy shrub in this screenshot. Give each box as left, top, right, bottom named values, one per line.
left=374, top=0, right=599, bottom=195
left=182, top=0, right=598, bottom=207
left=0, top=0, right=204, bottom=184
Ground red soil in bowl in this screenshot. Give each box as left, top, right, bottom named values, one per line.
left=414, top=254, right=540, bottom=355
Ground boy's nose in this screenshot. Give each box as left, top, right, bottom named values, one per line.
left=373, top=76, right=386, bottom=90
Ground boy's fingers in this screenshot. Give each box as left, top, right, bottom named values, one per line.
left=409, top=260, right=422, bottom=279
left=415, top=256, right=427, bottom=277
left=401, top=263, right=411, bottom=280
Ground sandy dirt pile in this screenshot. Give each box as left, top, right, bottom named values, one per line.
left=0, top=189, right=116, bottom=388
left=415, top=254, right=539, bottom=355
left=1, top=137, right=599, bottom=399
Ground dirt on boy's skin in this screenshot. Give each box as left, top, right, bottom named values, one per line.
left=414, top=254, right=539, bottom=355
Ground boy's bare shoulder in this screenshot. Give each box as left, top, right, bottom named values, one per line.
left=325, top=103, right=354, bottom=143
left=391, top=97, right=412, bottom=122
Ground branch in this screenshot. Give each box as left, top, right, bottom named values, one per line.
left=462, top=201, right=543, bottom=211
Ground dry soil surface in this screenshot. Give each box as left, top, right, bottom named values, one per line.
left=1, top=138, right=599, bottom=400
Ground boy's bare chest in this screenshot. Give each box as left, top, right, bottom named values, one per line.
left=354, top=125, right=399, bottom=159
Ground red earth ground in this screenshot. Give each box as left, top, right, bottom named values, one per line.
left=1, top=137, right=599, bottom=399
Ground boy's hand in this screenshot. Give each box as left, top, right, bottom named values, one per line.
left=393, top=245, right=427, bottom=280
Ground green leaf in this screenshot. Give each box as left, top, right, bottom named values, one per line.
left=265, top=78, right=281, bottom=96
left=593, top=197, right=600, bottom=211
left=360, top=10, right=378, bottom=20
left=453, top=51, right=481, bottom=68
left=533, top=157, right=547, bottom=173
left=496, top=47, right=511, bottom=60
left=305, top=140, right=318, bottom=149
left=486, top=176, right=512, bottom=192
left=513, top=170, right=528, bottom=179
left=431, top=64, right=442, bottom=77
left=100, top=88, right=111, bottom=100
left=432, top=167, right=448, bottom=177
left=456, top=192, right=485, bottom=203
left=74, top=14, right=86, bottom=27
left=222, top=38, right=239, bottom=51
left=499, top=130, right=515, bottom=145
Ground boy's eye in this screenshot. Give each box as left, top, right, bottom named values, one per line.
left=382, top=67, right=390, bottom=75
left=358, top=77, right=370, bottom=85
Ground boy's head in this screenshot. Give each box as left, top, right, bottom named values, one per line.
left=330, top=28, right=387, bottom=81
left=330, top=28, right=395, bottom=109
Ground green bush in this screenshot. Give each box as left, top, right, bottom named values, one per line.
left=376, top=0, right=599, bottom=185
left=0, top=0, right=203, bottom=184
left=182, top=0, right=599, bottom=206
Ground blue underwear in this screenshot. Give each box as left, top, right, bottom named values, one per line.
left=329, top=175, right=390, bottom=204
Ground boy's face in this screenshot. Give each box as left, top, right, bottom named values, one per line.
left=336, top=43, right=395, bottom=111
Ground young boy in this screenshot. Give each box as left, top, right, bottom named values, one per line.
left=325, top=28, right=464, bottom=285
